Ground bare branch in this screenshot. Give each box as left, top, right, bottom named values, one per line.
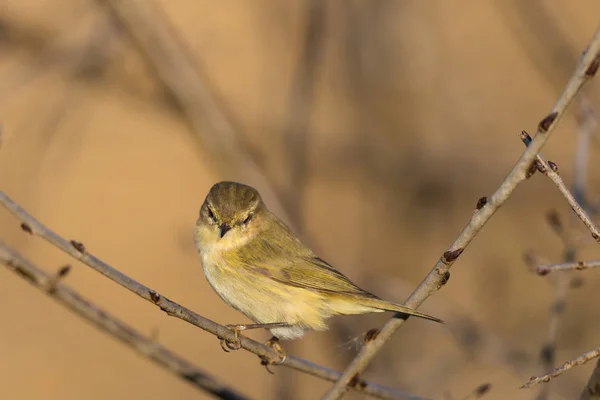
left=581, top=359, right=600, bottom=399
left=520, top=130, right=600, bottom=240
left=320, top=26, right=600, bottom=400
left=534, top=269, right=570, bottom=400
left=521, top=347, right=600, bottom=389
left=282, top=0, right=326, bottom=228
left=531, top=259, right=600, bottom=275
left=0, top=242, right=250, bottom=400
left=573, top=96, right=597, bottom=204
left=0, top=191, right=426, bottom=400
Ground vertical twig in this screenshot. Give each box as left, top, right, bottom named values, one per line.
left=578, top=99, right=600, bottom=400
left=535, top=255, right=570, bottom=400
left=282, top=0, right=326, bottom=230
left=277, top=3, right=326, bottom=399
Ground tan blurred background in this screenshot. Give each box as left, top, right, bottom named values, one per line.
left=1, top=1, right=600, bottom=399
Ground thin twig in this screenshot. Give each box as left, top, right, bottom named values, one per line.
left=580, top=359, right=600, bottom=399
left=0, top=192, right=427, bottom=400
left=282, top=0, right=325, bottom=229
left=320, top=26, right=600, bottom=400
left=573, top=96, right=596, bottom=204
left=277, top=3, right=327, bottom=399
left=534, top=259, right=570, bottom=400
left=521, top=347, right=600, bottom=389
left=0, top=242, right=250, bottom=400
left=531, top=259, right=600, bottom=275
left=520, top=131, right=600, bottom=240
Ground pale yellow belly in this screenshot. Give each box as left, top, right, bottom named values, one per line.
left=202, top=259, right=329, bottom=339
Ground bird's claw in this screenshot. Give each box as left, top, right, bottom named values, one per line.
left=260, top=336, right=287, bottom=374
left=219, top=324, right=244, bottom=352
left=266, top=336, right=287, bottom=364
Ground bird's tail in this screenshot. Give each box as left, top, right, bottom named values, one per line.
left=359, top=297, right=443, bottom=323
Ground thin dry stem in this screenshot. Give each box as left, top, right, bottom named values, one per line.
left=0, top=242, right=249, bottom=400
left=521, top=347, right=600, bottom=389
left=520, top=131, right=600, bottom=241
left=0, top=191, right=425, bottom=400
left=534, top=268, right=570, bottom=400
left=282, top=0, right=325, bottom=228
left=532, top=259, right=600, bottom=275
left=321, top=26, right=600, bottom=400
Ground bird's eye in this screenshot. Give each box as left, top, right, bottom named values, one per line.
left=243, top=214, right=253, bottom=225
left=207, top=208, right=216, bottom=222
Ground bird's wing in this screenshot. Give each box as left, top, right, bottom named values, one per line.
left=280, top=255, right=378, bottom=297
left=242, top=251, right=377, bottom=298
left=235, top=220, right=377, bottom=297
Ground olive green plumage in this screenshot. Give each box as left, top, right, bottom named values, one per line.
left=194, top=181, right=442, bottom=340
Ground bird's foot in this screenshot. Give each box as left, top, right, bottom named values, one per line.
left=265, top=336, right=287, bottom=364
left=260, top=336, right=287, bottom=374
left=219, top=324, right=246, bottom=352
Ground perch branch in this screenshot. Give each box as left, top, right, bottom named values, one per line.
left=320, top=26, right=600, bottom=400
left=0, top=192, right=426, bottom=400
left=521, top=347, right=600, bottom=389
left=0, top=242, right=249, bottom=400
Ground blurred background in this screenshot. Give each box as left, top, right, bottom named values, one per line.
left=1, top=1, right=600, bottom=399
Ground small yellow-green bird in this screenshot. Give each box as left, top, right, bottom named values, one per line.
left=194, top=181, right=442, bottom=355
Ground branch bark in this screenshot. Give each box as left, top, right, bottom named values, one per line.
left=520, top=130, right=600, bottom=240
left=530, top=259, right=600, bottom=275
left=320, top=25, right=600, bottom=400
left=0, top=242, right=250, bottom=400
left=521, top=347, right=600, bottom=389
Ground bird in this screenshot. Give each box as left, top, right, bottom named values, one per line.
left=194, top=181, right=442, bottom=360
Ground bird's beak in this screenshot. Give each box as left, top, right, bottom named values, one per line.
left=219, top=223, right=231, bottom=238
